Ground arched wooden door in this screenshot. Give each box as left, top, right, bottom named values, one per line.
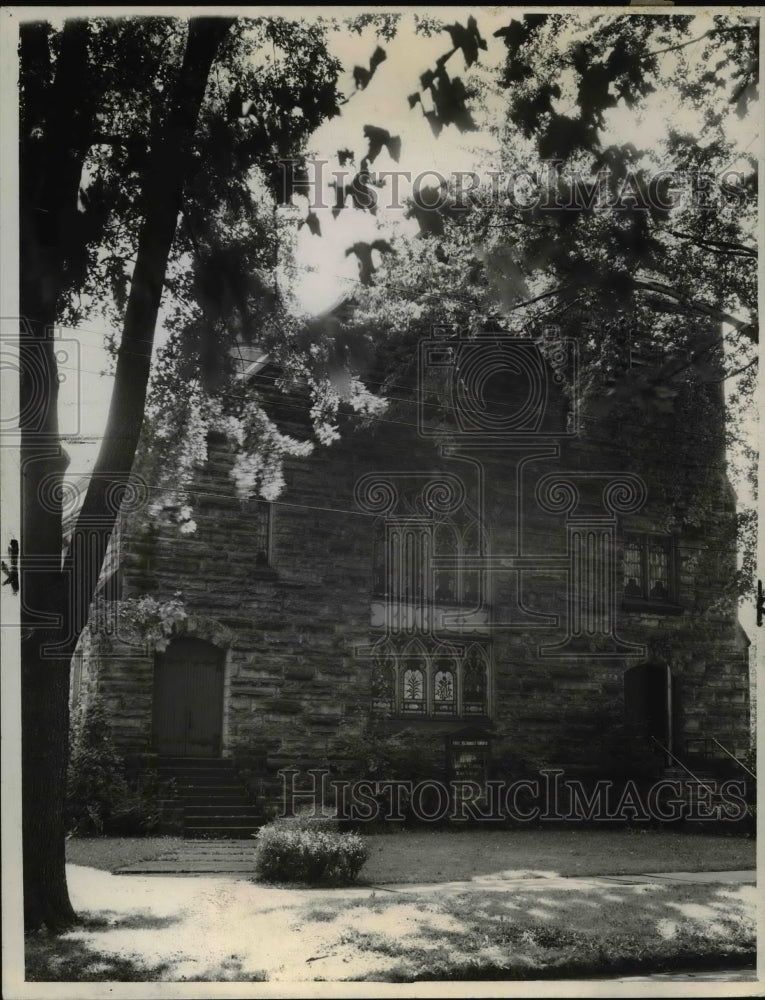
left=153, top=637, right=224, bottom=756
left=624, top=662, right=673, bottom=748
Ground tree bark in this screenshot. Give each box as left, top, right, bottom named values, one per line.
left=19, top=15, right=232, bottom=932
left=65, top=17, right=234, bottom=638
left=20, top=17, right=94, bottom=933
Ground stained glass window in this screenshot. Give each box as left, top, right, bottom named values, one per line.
left=463, top=645, right=487, bottom=715
left=433, top=658, right=456, bottom=715
left=402, top=664, right=426, bottom=714
left=373, top=644, right=490, bottom=719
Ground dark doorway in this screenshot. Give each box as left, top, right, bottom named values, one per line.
left=153, top=637, right=225, bottom=756
left=624, top=662, right=673, bottom=748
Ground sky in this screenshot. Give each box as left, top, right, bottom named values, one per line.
left=285, top=10, right=759, bottom=316
left=54, top=11, right=759, bottom=470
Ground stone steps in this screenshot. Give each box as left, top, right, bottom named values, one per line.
left=154, top=756, right=265, bottom=839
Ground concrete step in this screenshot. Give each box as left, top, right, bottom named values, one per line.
left=160, top=796, right=252, bottom=809
left=183, top=825, right=261, bottom=840
left=169, top=781, right=245, bottom=795
left=184, top=805, right=262, bottom=818
left=153, top=757, right=234, bottom=770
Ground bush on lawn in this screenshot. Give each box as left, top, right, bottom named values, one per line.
left=270, top=805, right=339, bottom=833
left=254, top=823, right=368, bottom=884
left=67, top=697, right=166, bottom=835
left=67, top=697, right=132, bottom=835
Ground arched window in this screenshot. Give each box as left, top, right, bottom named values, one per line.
left=463, top=644, right=488, bottom=716
left=372, top=641, right=491, bottom=719
left=401, top=641, right=427, bottom=715
left=433, top=656, right=457, bottom=715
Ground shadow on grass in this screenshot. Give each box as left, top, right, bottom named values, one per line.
left=308, top=882, right=756, bottom=983
left=80, top=912, right=180, bottom=931
left=347, top=913, right=756, bottom=982
left=25, top=909, right=182, bottom=982
left=25, top=935, right=171, bottom=982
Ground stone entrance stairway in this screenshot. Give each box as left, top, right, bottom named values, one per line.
left=157, top=756, right=264, bottom=839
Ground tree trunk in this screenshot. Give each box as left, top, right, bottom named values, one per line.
left=66, top=17, right=234, bottom=638
left=20, top=17, right=94, bottom=933
left=18, top=16, right=232, bottom=932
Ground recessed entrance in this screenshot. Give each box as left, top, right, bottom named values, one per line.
left=153, top=637, right=224, bottom=756
left=624, top=662, right=673, bottom=749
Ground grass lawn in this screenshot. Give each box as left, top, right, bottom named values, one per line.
left=66, top=836, right=184, bottom=873
left=66, top=827, right=755, bottom=881
left=25, top=865, right=756, bottom=983
left=361, top=828, right=756, bottom=883
left=298, top=881, right=756, bottom=982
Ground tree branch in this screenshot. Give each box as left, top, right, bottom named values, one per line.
left=708, top=356, right=757, bottom=384
left=505, top=285, right=571, bottom=312
left=665, top=229, right=757, bottom=259
left=631, top=277, right=757, bottom=343
left=647, top=23, right=751, bottom=59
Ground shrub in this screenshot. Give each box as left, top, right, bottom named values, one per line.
left=108, top=768, right=169, bottom=835
left=270, top=806, right=339, bottom=833
left=254, top=824, right=368, bottom=884
left=67, top=698, right=131, bottom=835
left=67, top=699, right=171, bottom=835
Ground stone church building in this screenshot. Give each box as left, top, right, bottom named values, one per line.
left=72, top=331, right=752, bottom=829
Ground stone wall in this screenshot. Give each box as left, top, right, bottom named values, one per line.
left=85, top=359, right=751, bottom=783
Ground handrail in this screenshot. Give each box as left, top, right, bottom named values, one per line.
left=649, top=736, right=718, bottom=795
left=710, top=737, right=757, bottom=780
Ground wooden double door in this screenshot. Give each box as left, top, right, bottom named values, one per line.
left=153, top=637, right=224, bottom=756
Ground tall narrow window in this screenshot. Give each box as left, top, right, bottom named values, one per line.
left=647, top=539, right=670, bottom=599
left=402, top=665, right=426, bottom=714
left=623, top=538, right=643, bottom=597
left=433, top=657, right=457, bottom=715
left=463, top=645, right=488, bottom=716
left=248, top=500, right=272, bottom=568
